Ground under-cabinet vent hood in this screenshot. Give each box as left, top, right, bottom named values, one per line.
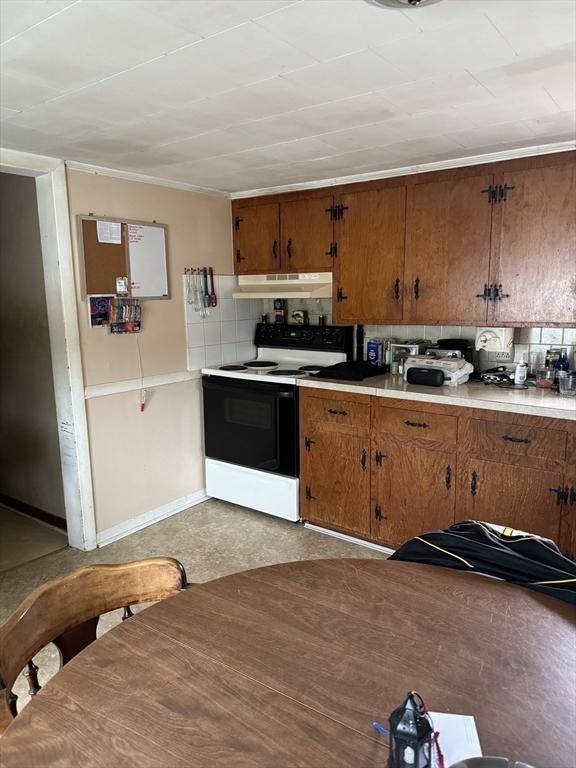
left=232, top=273, right=332, bottom=299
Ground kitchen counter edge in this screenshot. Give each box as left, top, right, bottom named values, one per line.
left=298, top=376, right=576, bottom=421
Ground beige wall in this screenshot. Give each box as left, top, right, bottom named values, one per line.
left=66, top=170, right=233, bottom=534
left=0, top=172, right=66, bottom=518
left=86, top=380, right=203, bottom=533
left=67, top=170, right=233, bottom=386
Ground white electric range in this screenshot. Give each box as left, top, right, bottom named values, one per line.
left=201, top=323, right=354, bottom=522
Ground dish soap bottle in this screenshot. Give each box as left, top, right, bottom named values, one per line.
left=514, top=358, right=528, bottom=385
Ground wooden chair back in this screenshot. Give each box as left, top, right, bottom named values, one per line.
left=0, top=557, right=187, bottom=735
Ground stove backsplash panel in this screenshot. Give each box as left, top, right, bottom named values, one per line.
left=184, top=275, right=264, bottom=370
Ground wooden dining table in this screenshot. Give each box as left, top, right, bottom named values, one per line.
left=1, top=559, right=574, bottom=768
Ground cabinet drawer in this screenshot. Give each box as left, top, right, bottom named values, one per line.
left=372, top=405, right=457, bottom=444
left=467, top=419, right=567, bottom=463
left=303, top=395, right=370, bottom=430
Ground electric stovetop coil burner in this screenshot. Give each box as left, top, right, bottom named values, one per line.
left=219, top=364, right=248, bottom=371
left=243, top=360, right=278, bottom=369
left=299, top=365, right=325, bottom=372
left=267, top=369, right=308, bottom=377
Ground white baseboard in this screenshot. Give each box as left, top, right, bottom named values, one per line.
left=304, top=522, right=395, bottom=556
left=96, top=489, right=208, bottom=547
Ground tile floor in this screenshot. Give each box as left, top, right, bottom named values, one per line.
left=0, top=507, right=68, bottom=573
left=0, top=498, right=383, bottom=715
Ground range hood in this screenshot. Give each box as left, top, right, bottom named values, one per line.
left=232, top=272, right=332, bottom=299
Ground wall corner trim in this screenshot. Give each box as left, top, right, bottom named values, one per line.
left=96, top=489, right=208, bottom=547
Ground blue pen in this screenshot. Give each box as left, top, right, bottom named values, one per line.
left=372, top=721, right=389, bottom=736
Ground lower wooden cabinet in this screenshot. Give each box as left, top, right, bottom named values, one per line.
left=299, top=389, right=576, bottom=557
left=301, top=428, right=370, bottom=537
left=371, top=437, right=455, bottom=549
left=458, top=457, right=563, bottom=542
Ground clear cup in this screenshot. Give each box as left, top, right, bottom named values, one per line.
left=558, top=373, right=576, bottom=397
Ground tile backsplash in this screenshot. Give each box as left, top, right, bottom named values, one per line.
left=365, top=323, right=576, bottom=369
left=183, top=275, right=263, bottom=370
left=185, top=279, right=574, bottom=371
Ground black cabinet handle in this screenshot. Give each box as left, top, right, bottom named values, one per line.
left=481, top=185, right=495, bottom=204
left=569, top=487, right=576, bottom=506
left=502, top=435, right=531, bottom=444
left=305, top=485, right=316, bottom=501
left=374, top=504, right=387, bottom=521
left=494, top=284, right=510, bottom=300
left=394, top=277, right=401, bottom=301
left=235, top=249, right=245, bottom=262
left=327, top=409, right=348, bottom=416
left=304, top=436, right=315, bottom=451
left=286, top=239, right=293, bottom=259
left=470, top=470, right=478, bottom=497
left=549, top=487, right=568, bottom=505
left=361, top=449, right=367, bottom=470
left=413, top=277, right=420, bottom=300
left=445, top=465, right=452, bottom=490
left=404, top=420, right=428, bottom=429
left=272, top=240, right=278, bottom=259
left=475, top=284, right=491, bottom=301
left=375, top=450, right=387, bottom=466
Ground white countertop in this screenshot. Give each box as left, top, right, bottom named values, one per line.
left=298, top=375, right=576, bottom=421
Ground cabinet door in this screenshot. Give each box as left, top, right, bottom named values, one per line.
left=300, top=428, right=370, bottom=536
left=234, top=204, right=280, bottom=274
left=333, top=187, right=406, bottom=323
left=280, top=196, right=334, bottom=273
left=371, top=437, right=455, bottom=548
left=459, top=458, right=563, bottom=543
left=404, top=173, right=493, bottom=324
left=489, top=162, right=576, bottom=324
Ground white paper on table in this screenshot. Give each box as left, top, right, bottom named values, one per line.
left=96, top=220, right=121, bottom=244
left=429, top=712, right=482, bottom=767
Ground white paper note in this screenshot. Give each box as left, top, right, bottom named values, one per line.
left=429, top=712, right=482, bottom=767
left=96, top=220, right=121, bottom=244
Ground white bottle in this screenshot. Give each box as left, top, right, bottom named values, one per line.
left=514, top=361, right=528, bottom=385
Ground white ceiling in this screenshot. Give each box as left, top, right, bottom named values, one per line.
left=1, top=0, right=575, bottom=194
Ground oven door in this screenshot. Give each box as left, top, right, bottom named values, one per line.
left=202, top=376, right=298, bottom=477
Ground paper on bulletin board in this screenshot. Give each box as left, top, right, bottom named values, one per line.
left=96, top=220, right=121, bottom=244
left=127, top=223, right=168, bottom=298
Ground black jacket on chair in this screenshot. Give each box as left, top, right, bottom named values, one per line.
left=390, top=520, right=576, bottom=605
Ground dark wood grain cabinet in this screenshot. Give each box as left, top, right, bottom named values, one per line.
left=404, top=173, right=494, bottom=325
left=333, top=186, right=406, bottom=324
left=458, top=457, right=563, bottom=542
left=234, top=203, right=279, bottom=274
left=300, top=389, right=370, bottom=537
left=280, top=196, right=334, bottom=273
left=299, top=390, right=576, bottom=557
left=233, top=151, right=575, bottom=326
left=488, top=162, right=576, bottom=325
left=233, top=197, right=335, bottom=274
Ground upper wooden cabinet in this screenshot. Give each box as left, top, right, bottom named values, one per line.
left=233, top=197, right=335, bottom=274
left=234, top=203, right=279, bottom=274
left=488, top=163, right=576, bottom=325
left=404, top=173, right=494, bottom=325
left=232, top=151, right=575, bottom=325
left=333, top=186, right=406, bottom=324
left=280, top=196, right=334, bottom=273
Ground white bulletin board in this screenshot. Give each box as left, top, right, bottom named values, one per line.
left=127, top=222, right=169, bottom=299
